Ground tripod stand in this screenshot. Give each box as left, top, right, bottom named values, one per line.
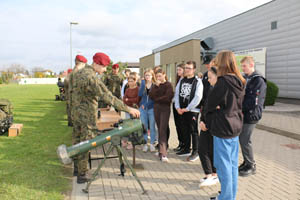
left=82, top=135, right=147, bottom=195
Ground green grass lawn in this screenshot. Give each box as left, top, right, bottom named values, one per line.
left=0, top=84, right=72, bottom=200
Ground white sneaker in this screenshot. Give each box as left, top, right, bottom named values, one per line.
left=149, top=144, right=156, bottom=152
left=142, top=144, right=148, bottom=152
left=154, top=152, right=159, bottom=156
left=200, top=176, right=208, bottom=183
left=199, top=176, right=219, bottom=187
left=161, top=156, right=169, bottom=162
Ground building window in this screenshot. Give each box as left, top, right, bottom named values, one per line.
left=271, top=21, right=277, bottom=30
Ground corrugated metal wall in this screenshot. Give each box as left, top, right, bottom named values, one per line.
left=153, top=0, right=300, bottom=99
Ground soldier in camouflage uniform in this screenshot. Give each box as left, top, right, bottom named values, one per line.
left=97, top=73, right=109, bottom=109
left=67, top=55, right=88, bottom=176
left=103, top=64, right=124, bottom=99
left=72, top=52, right=140, bottom=184
left=64, top=69, right=73, bottom=126
left=68, top=55, right=87, bottom=125
left=0, top=99, right=13, bottom=135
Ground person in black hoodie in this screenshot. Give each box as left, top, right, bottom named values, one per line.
left=199, top=58, right=215, bottom=110
left=239, top=56, right=267, bottom=177
left=203, top=50, right=246, bottom=200
left=198, top=66, right=219, bottom=188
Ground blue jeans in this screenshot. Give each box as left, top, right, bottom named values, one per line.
left=140, top=107, right=157, bottom=144
left=213, top=136, right=239, bottom=200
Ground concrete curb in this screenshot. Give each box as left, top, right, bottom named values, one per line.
left=256, top=124, right=300, bottom=141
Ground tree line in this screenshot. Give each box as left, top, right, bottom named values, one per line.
left=0, top=64, right=58, bottom=84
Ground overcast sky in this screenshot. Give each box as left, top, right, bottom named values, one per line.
left=0, top=0, right=272, bottom=73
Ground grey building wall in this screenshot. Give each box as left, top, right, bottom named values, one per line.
left=153, top=0, right=300, bottom=99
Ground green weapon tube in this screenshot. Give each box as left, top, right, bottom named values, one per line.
left=57, top=119, right=143, bottom=165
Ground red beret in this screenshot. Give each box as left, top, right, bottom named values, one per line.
left=93, top=52, right=110, bottom=66
left=75, top=55, right=87, bottom=63
left=67, top=69, right=72, bottom=74
left=112, top=64, right=119, bottom=69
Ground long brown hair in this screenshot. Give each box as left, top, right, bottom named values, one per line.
left=215, top=50, right=246, bottom=85
left=176, top=63, right=185, bottom=84
left=144, top=68, right=156, bottom=83
left=153, top=66, right=162, bottom=73
left=155, top=69, right=168, bottom=82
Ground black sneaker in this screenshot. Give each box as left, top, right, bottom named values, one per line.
left=187, top=152, right=199, bottom=162
left=176, top=149, right=191, bottom=156
left=173, top=147, right=180, bottom=152
left=239, top=164, right=256, bottom=177
left=174, top=146, right=183, bottom=153
left=77, top=173, right=90, bottom=184
left=238, top=161, right=247, bottom=171
left=173, top=143, right=183, bottom=152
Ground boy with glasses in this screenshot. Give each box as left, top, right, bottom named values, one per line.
left=175, top=61, right=203, bottom=161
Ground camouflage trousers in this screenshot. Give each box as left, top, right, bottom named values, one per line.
left=66, top=102, right=72, bottom=124
left=72, top=121, right=97, bottom=175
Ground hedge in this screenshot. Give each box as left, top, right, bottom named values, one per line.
left=265, top=80, right=279, bottom=106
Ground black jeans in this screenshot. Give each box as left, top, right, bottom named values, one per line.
left=198, top=130, right=216, bottom=175
left=181, top=112, right=199, bottom=153
left=239, top=123, right=256, bottom=165
left=172, top=103, right=184, bottom=147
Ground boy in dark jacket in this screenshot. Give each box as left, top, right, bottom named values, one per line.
left=239, top=56, right=267, bottom=177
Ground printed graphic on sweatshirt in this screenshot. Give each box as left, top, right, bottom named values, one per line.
left=180, top=82, right=192, bottom=101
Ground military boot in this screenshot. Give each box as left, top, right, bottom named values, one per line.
left=77, top=173, right=90, bottom=184
left=73, top=164, right=78, bottom=176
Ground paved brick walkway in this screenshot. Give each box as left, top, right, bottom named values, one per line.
left=71, top=103, right=300, bottom=200
left=258, top=102, right=300, bottom=140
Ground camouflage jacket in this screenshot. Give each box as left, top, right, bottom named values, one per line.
left=64, top=75, right=70, bottom=101
left=68, top=69, right=78, bottom=116
left=0, top=99, right=13, bottom=115
left=72, top=65, right=130, bottom=126
left=69, top=63, right=87, bottom=107
left=103, top=73, right=124, bottom=99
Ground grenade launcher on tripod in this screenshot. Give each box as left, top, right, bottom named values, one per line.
left=56, top=118, right=147, bottom=194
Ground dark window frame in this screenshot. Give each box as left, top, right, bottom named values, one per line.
left=271, top=21, right=277, bottom=30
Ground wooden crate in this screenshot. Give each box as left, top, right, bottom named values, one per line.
left=8, top=124, right=23, bottom=137
left=97, top=111, right=121, bottom=131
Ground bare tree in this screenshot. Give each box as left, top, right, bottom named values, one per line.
left=7, top=63, right=28, bottom=74
left=31, top=66, right=45, bottom=74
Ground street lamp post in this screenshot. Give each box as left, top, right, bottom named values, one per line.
left=70, top=22, right=79, bottom=69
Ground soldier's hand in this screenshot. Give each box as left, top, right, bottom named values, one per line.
left=128, top=107, right=140, bottom=118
